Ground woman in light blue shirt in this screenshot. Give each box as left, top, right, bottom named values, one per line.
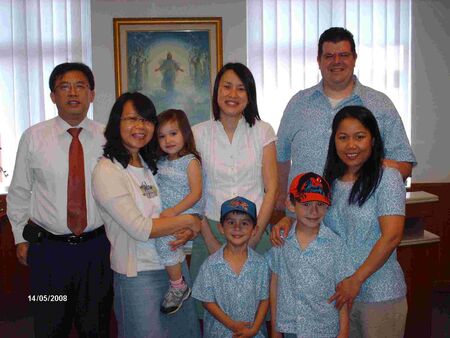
left=324, top=105, right=407, bottom=338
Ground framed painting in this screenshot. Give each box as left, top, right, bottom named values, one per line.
left=113, top=17, right=223, bottom=125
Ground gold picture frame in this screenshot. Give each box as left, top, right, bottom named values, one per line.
left=113, top=17, right=223, bottom=125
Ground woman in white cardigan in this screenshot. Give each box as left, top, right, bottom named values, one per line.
left=92, top=92, right=201, bottom=338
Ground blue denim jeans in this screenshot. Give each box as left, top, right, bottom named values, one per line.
left=114, top=261, right=200, bottom=338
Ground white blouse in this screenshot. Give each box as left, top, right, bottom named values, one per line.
left=193, top=118, right=277, bottom=221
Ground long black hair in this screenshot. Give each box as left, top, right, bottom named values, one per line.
left=103, top=92, right=159, bottom=174
left=323, top=105, right=384, bottom=206
left=212, top=62, right=261, bottom=127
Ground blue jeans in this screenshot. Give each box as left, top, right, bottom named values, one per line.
left=114, top=261, right=200, bottom=338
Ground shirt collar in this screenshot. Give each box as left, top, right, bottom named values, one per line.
left=209, top=244, right=257, bottom=266
left=55, top=115, right=94, bottom=136
left=287, top=221, right=333, bottom=248
left=311, top=75, right=363, bottom=102
left=215, top=116, right=246, bottom=132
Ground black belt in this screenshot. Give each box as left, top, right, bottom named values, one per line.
left=27, top=221, right=105, bottom=245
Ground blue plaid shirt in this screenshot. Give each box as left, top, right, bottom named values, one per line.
left=192, top=246, right=269, bottom=338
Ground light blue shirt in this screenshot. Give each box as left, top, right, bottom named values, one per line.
left=277, top=76, right=417, bottom=188
left=324, top=167, right=407, bottom=302
left=155, top=154, right=203, bottom=265
left=192, top=245, right=269, bottom=338
left=266, top=224, right=354, bottom=337
left=156, top=153, right=203, bottom=214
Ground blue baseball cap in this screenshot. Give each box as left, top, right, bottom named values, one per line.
left=220, top=196, right=257, bottom=224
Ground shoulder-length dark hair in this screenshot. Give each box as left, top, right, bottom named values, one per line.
left=323, top=105, right=385, bottom=206
left=103, top=92, right=159, bottom=174
left=156, top=109, right=201, bottom=163
left=212, top=62, right=261, bottom=127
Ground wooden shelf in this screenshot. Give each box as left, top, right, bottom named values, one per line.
left=400, top=230, right=440, bottom=247
left=406, top=191, right=439, bottom=204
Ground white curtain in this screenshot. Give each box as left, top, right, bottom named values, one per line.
left=0, top=0, right=92, bottom=186
left=247, top=0, right=411, bottom=139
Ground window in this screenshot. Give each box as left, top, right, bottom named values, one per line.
left=247, top=0, right=411, bottom=139
left=0, top=0, right=92, bottom=187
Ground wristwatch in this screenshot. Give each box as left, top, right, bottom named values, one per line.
left=191, top=213, right=204, bottom=221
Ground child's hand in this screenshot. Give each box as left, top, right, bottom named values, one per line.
left=160, top=208, right=178, bottom=218
left=230, top=321, right=252, bottom=334
left=232, top=325, right=257, bottom=338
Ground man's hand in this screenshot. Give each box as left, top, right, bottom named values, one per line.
left=16, top=242, right=29, bottom=266
left=382, top=159, right=412, bottom=180
left=169, top=228, right=195, bottom=251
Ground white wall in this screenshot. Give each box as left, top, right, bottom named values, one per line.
left=91, top=0, right=246, bottom=124
left=91, top=0, right=450, bottom=183
left=411, top=0, right=450, bottom=182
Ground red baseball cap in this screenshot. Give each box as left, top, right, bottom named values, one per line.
left=289, top=172, right=331, bottom=205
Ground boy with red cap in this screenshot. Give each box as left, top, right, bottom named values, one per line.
left=266, top=172, right=353, bottom=338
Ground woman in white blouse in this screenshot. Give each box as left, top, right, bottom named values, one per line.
left=92, top=92, right=201, bottom=338
left=190, top=62, right=278, bottom=282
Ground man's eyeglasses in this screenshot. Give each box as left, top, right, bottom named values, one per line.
left=55, top=82, right=90, bottom=92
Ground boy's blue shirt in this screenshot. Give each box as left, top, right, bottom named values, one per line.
left=266, top=223, right=354, bottom=337
left=192, top=245, right=269, bottom=338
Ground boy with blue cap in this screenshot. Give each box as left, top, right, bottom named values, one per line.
left=267, top=172, right=354, bottom=338
left=192, top=196, right=269, bottom=337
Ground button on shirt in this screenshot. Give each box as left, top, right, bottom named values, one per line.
left=324, top=167, right=407, bottom=302
left=7, top=116, right=105, bottom=243
left=192, top=246, right=269, bottom=338
left=193, top=118, right=277, bottom=221
left=277, top=76, right=417, bottom=189
left=266, top=224, right=354, bottom=337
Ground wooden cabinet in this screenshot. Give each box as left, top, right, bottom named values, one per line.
left=397, top=191, right=440, bottom=338
left=398, top=242, right=439, bottom=338
left=0, top=194, right=31, bottom=320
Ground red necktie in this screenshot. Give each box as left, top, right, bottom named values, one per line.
left=67, top=128, right=87, bottom=235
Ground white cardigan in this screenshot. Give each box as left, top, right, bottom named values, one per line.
left=92, top=157, right=157, bottom=277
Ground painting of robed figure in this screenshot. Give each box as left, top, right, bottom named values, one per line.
left=114, top=17, right=222, bottom=125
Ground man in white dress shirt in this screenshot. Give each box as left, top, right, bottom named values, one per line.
left=7, top=62, right=112, bottom=337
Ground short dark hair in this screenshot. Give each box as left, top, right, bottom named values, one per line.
left=103, top=92, right=159, bottom=173
left=157, top=109, right=201, bottom=162
left=318, top=27, right=356, bottom=58
left=323, top=105, right=384, bottom=206
left=212, top=62, right=261, bottom=127
left=49, top=62, right=95, bottom=92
